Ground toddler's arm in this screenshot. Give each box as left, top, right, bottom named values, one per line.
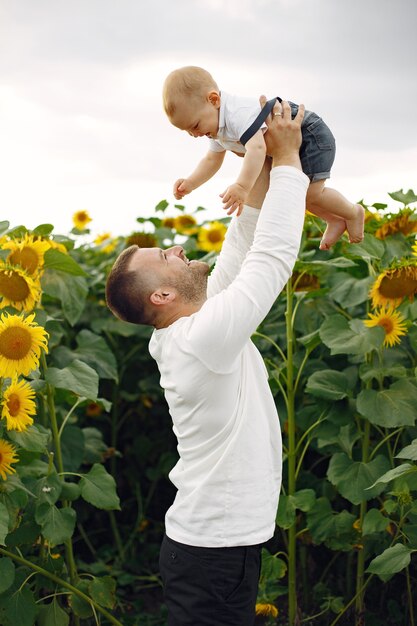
left=221, top=130, right=266, bottom=215
left=173, top=150, right=226, bottom=200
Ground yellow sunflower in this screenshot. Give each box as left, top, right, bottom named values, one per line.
left=0, top=262, right=42, bottom=312
left=0, top=312, right=49, bottom=378
left=1, top=378, right=36, bottom=432
left=375, top=210, right=417, bottom=239
left=174, top=214, right=198, bottom=235
left=255, top=603, right=279, bottom=618
left=161, top=217, right=176, bottom=229
left=72, top=210, right=92, bottom=230
left=94, top=232, right=112, bottom=245
left=364, top=307, right=408, bottom=347
left=44, top=238, right=68, bottom=254
left=198, top=221, right=227, bottom=253
left=2, top=233, right=50, bottom=276
left=369, top=262, right=417, bottom=308
left=0, top=439, right=18, bottom=480
left=126, top=232, right=157, bottom=248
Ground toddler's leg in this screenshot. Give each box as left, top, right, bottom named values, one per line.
left=306, top=181, right=365, bottom=248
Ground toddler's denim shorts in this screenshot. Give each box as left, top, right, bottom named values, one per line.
left=289, top=101, right=336, bottom=182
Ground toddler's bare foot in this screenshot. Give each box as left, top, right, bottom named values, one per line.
left=319, top=217, right=347, bottom=250
left=346, top=204, right=365, bottom=244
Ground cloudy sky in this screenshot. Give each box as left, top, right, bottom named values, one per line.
left=1, top=0, right=416, bottom=238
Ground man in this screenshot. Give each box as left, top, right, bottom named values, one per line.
left=106, top=100, right=308, bottom=626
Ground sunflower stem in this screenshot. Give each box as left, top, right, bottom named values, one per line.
left=40, top=352, right=79, bottom=593
left=285, top=279, right=298, bottom=626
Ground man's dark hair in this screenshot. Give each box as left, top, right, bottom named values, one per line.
left=105, top=245, right=155, bottom=325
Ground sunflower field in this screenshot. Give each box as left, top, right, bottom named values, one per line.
left=0, top=189, right=417, bottom=626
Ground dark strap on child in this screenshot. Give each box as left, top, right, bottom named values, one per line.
left=240, top=96, right=282, bottom=146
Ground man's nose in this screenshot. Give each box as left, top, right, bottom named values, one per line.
left=166, top=245, right=183, bottom=257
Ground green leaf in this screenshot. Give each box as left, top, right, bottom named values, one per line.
left=396, top=439, right=417, bottom=460
left=276, top=495, right=296, bottom=529
left=307, top=498, right=356, bottom=550
left=293, top=489, right=316, bottom=512
left=70, top=580, right=93, bottom=618
left=90, top=576, right=117, bottom=609
left=59, top=481, right=81, bottom=502
left=367, top=463, right=416, bottom=489
left=82, top=428, right=108, bottom=464
left=327, top=453, right=391, bottom=504
left=345, top=233, right=385, bottom=260
left=0, top=558, right=15, bottom=594
left=2, top=586, right=38, bottom=626
left=32, top=224, right=54, bottom=236
left=362, top=509, right=390, bottom=535
left=320, top=314, right=384, bottom=355
left=260, top=549, right=287, bottom=582
left=35, top=504, right=76, bottom=546
left=8, top=424, right=50, bottom=453
left=61, top=426, right=85, bottom=472
left=306, top=369, right=350, bottom=401
left=366, top=543, right=413, bottom=581
left=154, top=199, right=169, bottom=212
left=37, top=598, right=69, bottom=626
left=41, top=272, right=88, bottom=326
left=45, top=360, right=99, bottom=400
left=359, top=363, right=407, bottom=383
left=0, top=503, right=10, bottom=545
left=79, top=464, right=120, bottom=510
left=43, top=248, right=87, bottom=276
left=0, top=221, right=9, bottom=234
left=357, top=379, right=417, bottom=428
left=35, top=472, right=63, bottom=505
left=329, top=273, right=374, bottom=308
left=75, top=330, right=118, bottom=381
left=388, top=189, right=417, bottom=206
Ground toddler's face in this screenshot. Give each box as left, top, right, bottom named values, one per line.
left=171, top=96, right=220, bottom=139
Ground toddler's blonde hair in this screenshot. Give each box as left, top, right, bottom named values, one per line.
left=163, top=66, right=219, bottom=117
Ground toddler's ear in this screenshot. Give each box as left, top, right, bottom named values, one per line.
left=208, top=90, right=221, bottom=108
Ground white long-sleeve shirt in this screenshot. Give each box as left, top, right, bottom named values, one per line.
left=149, top=166, right=309, bottom=547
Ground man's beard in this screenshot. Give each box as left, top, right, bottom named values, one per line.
left=168, top=261, right=209, bottom=304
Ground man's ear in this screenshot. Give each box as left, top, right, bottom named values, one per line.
left=149, top=289, right=176, bottom=307
left=207, top=90, right=221, bottom=108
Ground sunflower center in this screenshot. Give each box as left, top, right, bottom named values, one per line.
left=0, top=326, right=32, bottom=360
left=7, top=393, right=21, bottom=417
left=0, top=271, right=30, bottom=302
left=207, top=230, right=223, bottom=243
left=9, top=248, right=39, bottom=274
left=380, top=275, right=417, bottom=299
left=379, top=317, right=394, bottom=334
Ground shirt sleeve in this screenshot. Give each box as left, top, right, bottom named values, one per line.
left=208, top=138, right=226, bottom=152
left=187, top=166, right=309, bottom=373
left=207, top=206, right=259, bottom=297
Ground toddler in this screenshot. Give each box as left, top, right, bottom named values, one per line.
left=163, top=66, right=364, bottom=250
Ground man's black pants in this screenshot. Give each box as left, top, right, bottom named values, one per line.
left=159, top=534, right=262, bottom=626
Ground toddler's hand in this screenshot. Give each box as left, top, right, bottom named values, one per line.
left=173, top=178, right=193, bottom=200
left=220, top=183, right=248, bottom=216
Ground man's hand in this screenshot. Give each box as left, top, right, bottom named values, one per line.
left=220, top=182, right=248, bottom=215
left=261, top=97, right=304, bottom=170
left=173, top=178, right=194, bottom=200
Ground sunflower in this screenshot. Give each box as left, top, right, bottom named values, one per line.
left=2, top=233, right=50, bottom=276
left=0, top=439, right=18, bottom=480
left=1, top=377, right=36, bottom=432
left=0, top=312, right=49, bottom=378
left=126, top=232, right=157, bottom=248
left=255, top=603, right=279, bottom=618
left=292, top=270, right=320, bottom=292
left=0, top=262, right=42, bottom=312
left=161, top=217, right=176, bottom=229
left=174, top=214, right=198, bottom=235
left=45, top=238, right=68, bottom=254
left=375, top=209, right=417, bottom=239
left=94, top=232, right=112, bottom=245
left=198, top=221, right=227, bottom=253
left=364, top=306, right=408, bottom=347
left=369, top=262, right=417, bottom=308
left=72, top=210, right=92, bottom=230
